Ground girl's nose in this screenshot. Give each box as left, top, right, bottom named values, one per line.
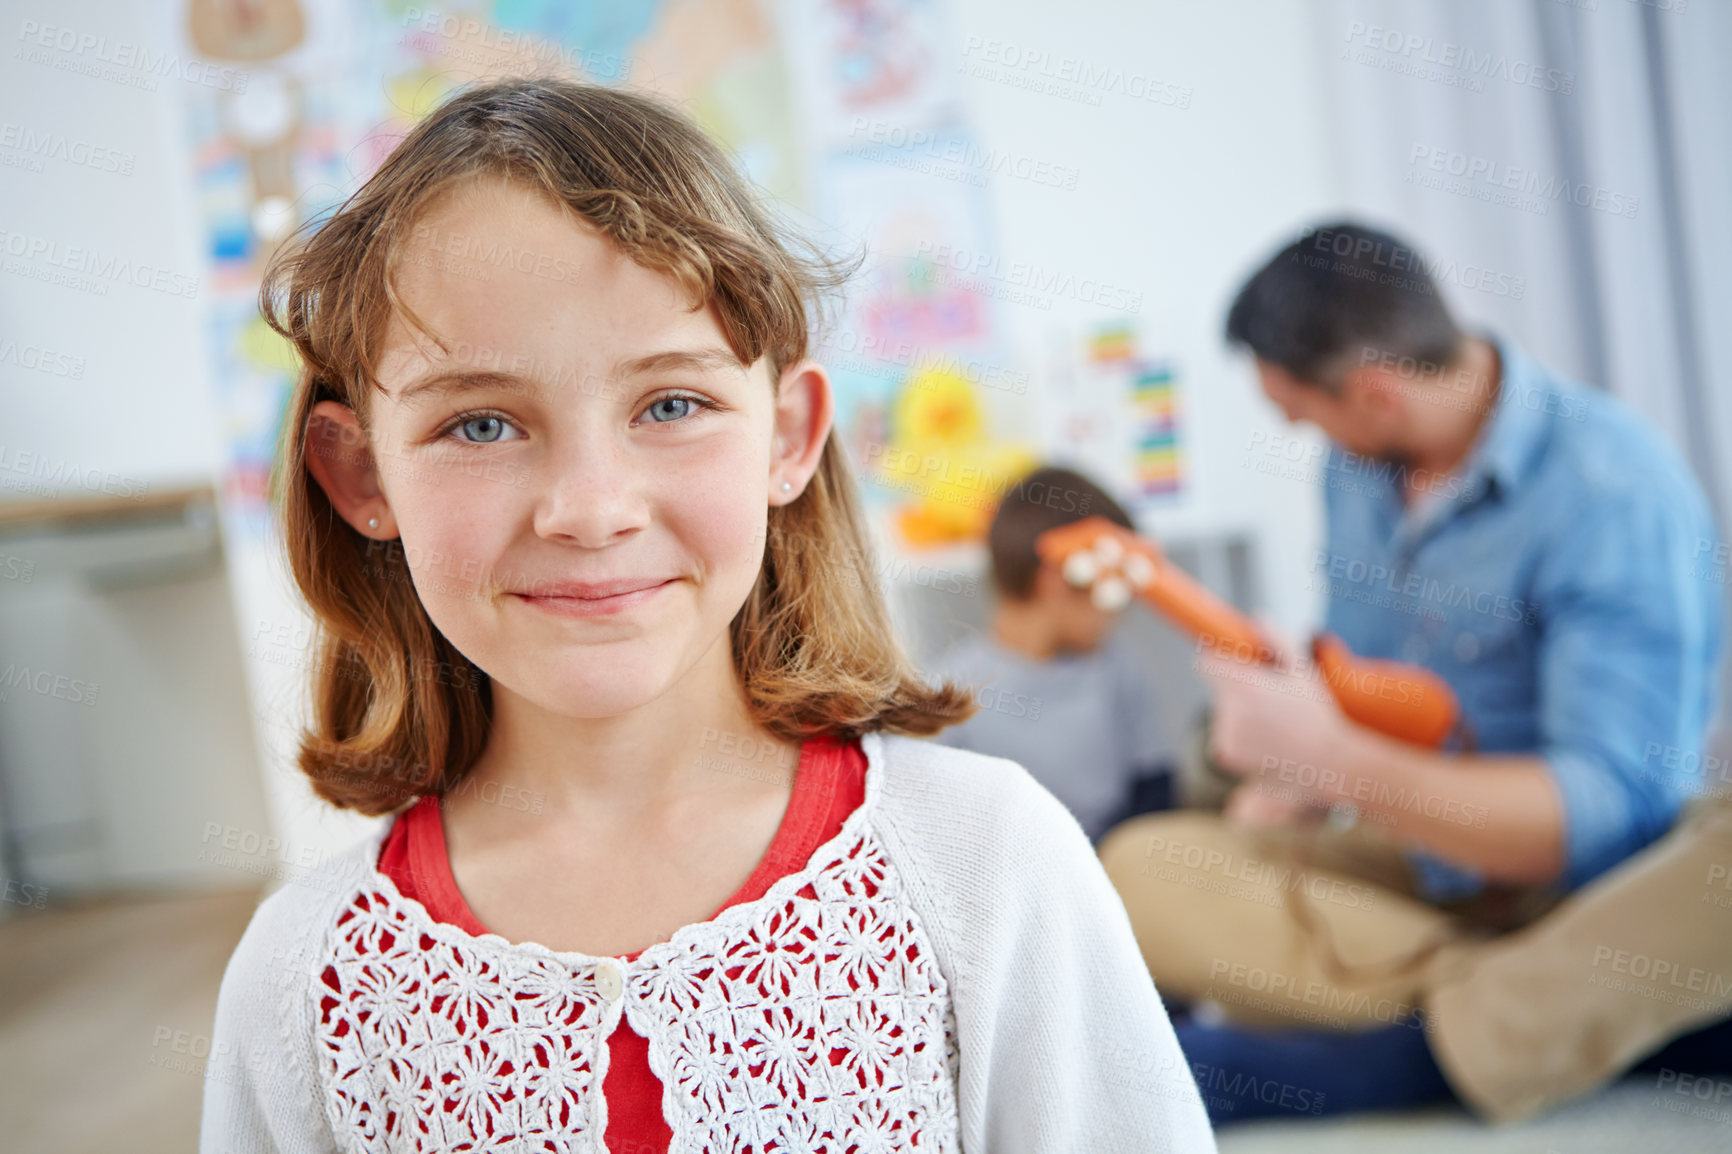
left=529, top=434, right=652, bottom=547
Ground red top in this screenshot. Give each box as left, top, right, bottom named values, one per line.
left=376, top=733, right=869, bottom=1152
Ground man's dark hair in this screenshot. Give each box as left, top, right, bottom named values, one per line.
left=987, top=466, right=1134, bottom=601
left=1224, top=220, right=1464, bottom=392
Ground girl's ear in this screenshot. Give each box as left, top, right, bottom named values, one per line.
left=304, top=399, right=399, bottom=538
left=768, top=358, right=834, bottom=505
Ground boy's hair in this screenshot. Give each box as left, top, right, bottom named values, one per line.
left=987, top=466, right=1135, bottom=601
left=1224, top=220, right=1464, bottom=393
left=261, top=77, right=976, bottom=815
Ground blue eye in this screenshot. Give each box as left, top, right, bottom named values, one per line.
left=459, top=415, right=510, bottom=443
left=643, top=394, right=708, bottom=424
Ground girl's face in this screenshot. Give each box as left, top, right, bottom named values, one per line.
left=306, top=178, right=831, bottom=723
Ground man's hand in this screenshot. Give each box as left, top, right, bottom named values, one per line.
left=1198, top=637, right=1353, bottom=803
left=1195, top=632, right=1565, bottom=883
left=1223, top=781, right=1329, bottom=830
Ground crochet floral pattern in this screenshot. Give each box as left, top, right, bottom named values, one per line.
left=315, top=822, right=962, bottom=1152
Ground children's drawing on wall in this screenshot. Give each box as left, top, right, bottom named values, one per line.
left=183, top=0, right=801, bottom=539
left=786, top=0, right=1045, bottom=554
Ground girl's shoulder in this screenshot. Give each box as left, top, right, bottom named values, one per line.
left=218, top=826, right=390, bottom=989
left=867, top=731, right=1098, bottom=889
left=871, top=730, right=1080, bottom=829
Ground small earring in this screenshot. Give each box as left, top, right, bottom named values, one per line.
left=780, top=481, right=792, bottom=493
left=367, top=516, right=380, bottom=530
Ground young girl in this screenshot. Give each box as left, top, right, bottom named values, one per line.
left=201, top=78, right=1213, bottom=1153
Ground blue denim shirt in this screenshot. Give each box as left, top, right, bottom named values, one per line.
left=1314, top=333, right=1722, bottom=900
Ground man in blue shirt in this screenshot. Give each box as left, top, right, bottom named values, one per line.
left=1098, top=221, right=1730, bottom=1126
left=1270, top=324, right=1719, bottom=902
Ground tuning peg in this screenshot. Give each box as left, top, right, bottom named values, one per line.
left=1123, top=553, right=1155, bottom=590
left=1093, top=575, right=1132, bottom=612
left=1093, top=535, right=1124, bottom=565
left=1063, top=552, right=1100, bottom=588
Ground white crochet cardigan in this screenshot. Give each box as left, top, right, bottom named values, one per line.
left=200, top=731, right=1216, bottom=1153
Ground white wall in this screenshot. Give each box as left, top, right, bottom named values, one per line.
left=1, top=0, right=223, bottom=494
left=944, top=0, right=1342, bottom=632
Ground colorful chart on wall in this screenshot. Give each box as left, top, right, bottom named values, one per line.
left=1040, top=320, right=1187, bottom=515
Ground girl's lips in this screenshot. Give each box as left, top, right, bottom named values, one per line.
left=512, top=579, right=674, bottom=617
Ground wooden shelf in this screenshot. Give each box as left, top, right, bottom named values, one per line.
left=0, top=483, right=218, bottom=532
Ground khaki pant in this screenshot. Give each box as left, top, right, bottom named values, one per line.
left=1098, top=790, right=1732, bottom=1123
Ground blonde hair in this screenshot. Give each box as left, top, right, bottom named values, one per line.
left=261, top=77, right=977, bottom=815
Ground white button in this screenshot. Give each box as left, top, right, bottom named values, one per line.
left=1092, top=575, right=1132, bottom=612
left=1123, top=553, right=1155, bottom=590
left=1063, top=551, right=1099, bottom=588
left=594, top=961, right=623, bottom=1003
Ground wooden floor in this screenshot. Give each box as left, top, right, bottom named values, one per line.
left=0, top=887, right=261, bottom=1154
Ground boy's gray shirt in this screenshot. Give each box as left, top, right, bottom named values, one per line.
left=923, top=629, right=1174, bottom=841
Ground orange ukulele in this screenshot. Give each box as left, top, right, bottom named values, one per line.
left=1034, top=516, right=1463, bottom=749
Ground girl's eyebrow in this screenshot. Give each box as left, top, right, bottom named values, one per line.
left=615, top=347, right=747, bottom=379
left=394, top=370, right=528, bottom=406
left=393, top=347, right=746, bottom=406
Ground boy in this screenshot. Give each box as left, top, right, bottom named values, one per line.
left=924, top=466, right=1179, bottom=844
